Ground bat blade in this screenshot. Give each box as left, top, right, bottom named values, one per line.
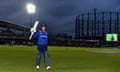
left=33, top=20, right=39, bottom=31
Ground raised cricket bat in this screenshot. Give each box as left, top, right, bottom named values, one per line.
left=29, top=20, right=39, bottom=40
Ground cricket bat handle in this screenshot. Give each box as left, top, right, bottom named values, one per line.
left=29, top=32, right=34, bottom=40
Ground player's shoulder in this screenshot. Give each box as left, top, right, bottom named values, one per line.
left=38, top=30, right=42, bottom=32
left=37, top=30, right=42, bottom=34
left=39, top=30, right=47, bottom=33
left=38, top=30, right=48, bottom=34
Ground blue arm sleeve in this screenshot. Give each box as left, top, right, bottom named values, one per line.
left=45, top=32, right=48, bottom=43
left=31, top=32, right=39, bottom=39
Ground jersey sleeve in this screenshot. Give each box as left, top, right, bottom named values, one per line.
left=45, top=32, right=48, bottom=43
left=31, top=32, right=39, bottom=39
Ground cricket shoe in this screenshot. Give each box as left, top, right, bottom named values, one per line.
left=46, top=66, right=51, bottom=71
left=36, top=65, right=40, bottom=70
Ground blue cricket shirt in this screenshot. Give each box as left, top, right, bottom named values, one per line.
left=32, top=30, right=48, bottom=45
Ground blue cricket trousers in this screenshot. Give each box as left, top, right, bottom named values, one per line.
left=36, top=45, right=50, bottom=67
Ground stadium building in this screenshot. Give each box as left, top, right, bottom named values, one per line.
left=0, top=21, right=29, bottom=45
left=75, top=9, right=120, bottom=40
left=0, top=21, right=72, bottom=46
left=75, top=9, right=120, bottom=47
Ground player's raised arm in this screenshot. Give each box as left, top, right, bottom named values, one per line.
left=29, top=20, right=39, bottom=40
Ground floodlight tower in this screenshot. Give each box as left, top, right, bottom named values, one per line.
left=26, top=3, right=36, bottom=28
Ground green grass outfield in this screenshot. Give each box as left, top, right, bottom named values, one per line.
left=0, top=46, right=120, bottom=72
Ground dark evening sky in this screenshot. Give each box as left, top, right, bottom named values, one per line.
left=0, top=0, right=120, bottom=35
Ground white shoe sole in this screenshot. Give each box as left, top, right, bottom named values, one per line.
left=46, top=66, right=51, bottom=71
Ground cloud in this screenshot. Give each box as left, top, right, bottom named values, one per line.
left=0, top=0, right=119, bottom=35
